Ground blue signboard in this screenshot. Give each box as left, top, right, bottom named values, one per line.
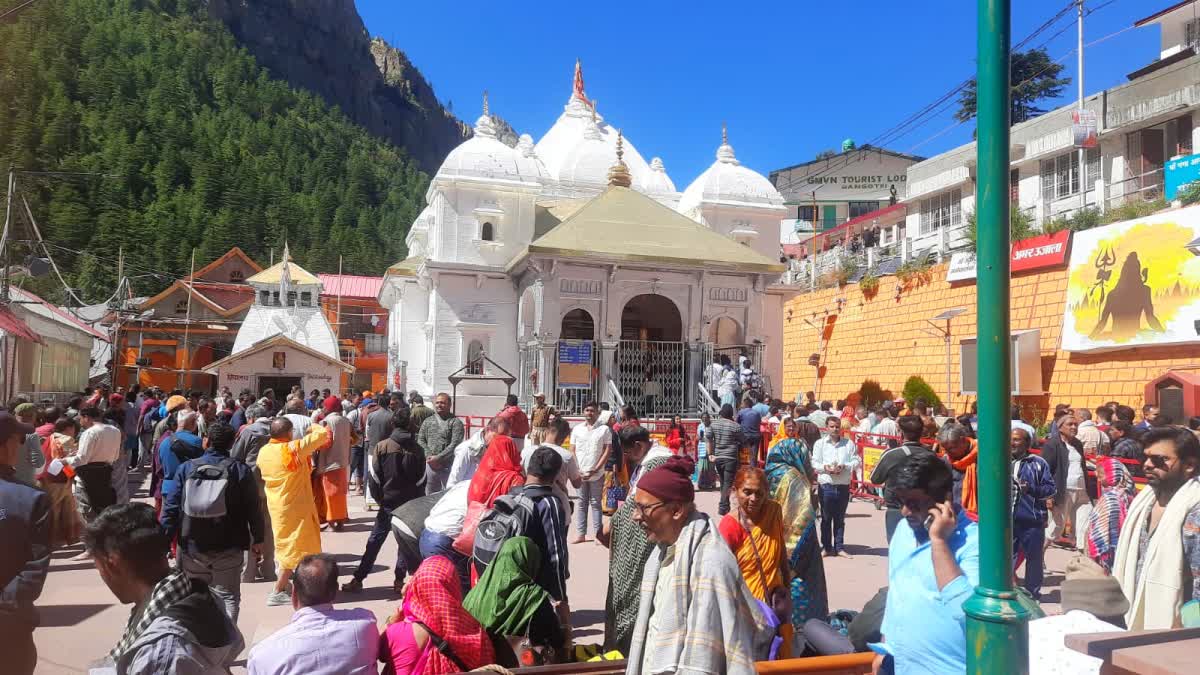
left=557, top=340, right=593, bottom=389
left=1165, top=152, right=1200, bottom=201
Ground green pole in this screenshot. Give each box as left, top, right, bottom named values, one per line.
left=964, top=0, right=1031, bottom=673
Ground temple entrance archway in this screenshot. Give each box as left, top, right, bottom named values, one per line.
left=560, top=308, right=596, bottom=340
left=620, top=294, right=682, bottom=342
left=707, top=316, right=743, bottom=346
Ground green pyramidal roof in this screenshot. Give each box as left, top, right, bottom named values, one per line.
left=510, top=186, right=785, bottom=274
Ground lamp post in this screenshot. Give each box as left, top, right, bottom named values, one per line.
left=964, top=0, right=1031, bottom=672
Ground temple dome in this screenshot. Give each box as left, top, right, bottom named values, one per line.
left=678, top=131, right=785, bottom=214
left=435, top=106, right=541, bottom=186
left=640, top=157, right=676, bottom=195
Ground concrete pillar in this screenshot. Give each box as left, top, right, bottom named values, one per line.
left=538, top=339, right=557, bottom=400
left=867, top=246, right=877, bottom=269
left=598, top=340, right=619, bottom=407
left=1095, top=177, right=1106, bottom=213
left=685, top=341, right=703, bottom=412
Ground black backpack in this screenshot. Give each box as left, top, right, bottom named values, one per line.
left=471, top=492, right=537, bottom=577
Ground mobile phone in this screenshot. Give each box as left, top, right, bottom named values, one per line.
left=923, top=514, right=934, bottom=531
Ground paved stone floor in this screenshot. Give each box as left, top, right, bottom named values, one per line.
left=31, top=468, right=1071, bottom=673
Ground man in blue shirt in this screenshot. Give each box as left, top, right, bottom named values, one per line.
left=872, top=453, right=979, bottom=675
left=735, top=397, right=763, bottom=467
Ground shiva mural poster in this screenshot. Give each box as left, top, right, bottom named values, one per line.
left=1062, top=204, right=1200, bottom=352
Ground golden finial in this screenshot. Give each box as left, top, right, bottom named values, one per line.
left=607, top=129, right=632, bottom=188
left=722, top=121, right=728, bottom=145
left=482, top=90, right=490, bottom=117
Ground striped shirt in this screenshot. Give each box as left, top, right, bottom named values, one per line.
left=705, top=418, right=744, bottom=460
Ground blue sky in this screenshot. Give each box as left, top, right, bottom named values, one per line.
left=356, top=0, right=1163, bottom=183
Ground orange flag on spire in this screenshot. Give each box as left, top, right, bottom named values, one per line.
left=573, top=59, right=591, bottom=107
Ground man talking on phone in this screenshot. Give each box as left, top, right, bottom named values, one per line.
left=869, top=453, right=979, bottom=675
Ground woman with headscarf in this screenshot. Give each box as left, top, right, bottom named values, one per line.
left=718, top=466, right=794, bottom=658
left=1084, top=452, right=1137, bottom=572
left=763, top=417, right=829, bottom=632
left=380, top=556, right=495, bottom=674
left=464, top=536, right=566, bottom=655
left=455, top=433, right=525, bottom=557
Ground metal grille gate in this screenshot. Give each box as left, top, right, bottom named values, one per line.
left=517, top=343, right=538, bottom=409
left=616, top=340, right=685, bottom=418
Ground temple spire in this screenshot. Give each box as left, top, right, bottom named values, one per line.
left=482, top=90, right=489, bottom=117
left=573, top=58, right=591, bottom=106
left=607, top=129, right=632, bottom=188
left=722, top=121, right=728, bottom=145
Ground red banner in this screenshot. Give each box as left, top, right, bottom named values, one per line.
left=1010, top=229, right=1071, bottom=272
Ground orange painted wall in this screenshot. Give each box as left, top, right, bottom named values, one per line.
left=782, top=262, right=1200, bottom=425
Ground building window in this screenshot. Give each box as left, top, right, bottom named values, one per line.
left=797, top=205, right=817, bottom=223
left=1010, top=168, right=1020, bottom=204
left=1187, top=17, right=1200, bottom=53
left=286, top=291, right=297, bottom=307
left=1040, top=148, right=1100, bottom=202
left=480, top=222, right=494, bottom=242
left=466, top=339, right=485, bottom=375
left=174, top=299, right=188, bottom=314
left=271, top=291, right=280, bottom=306
left=300, top=291, right=312, bottom=306
left=848, top=201, right=880, bottom=219
left=918, top=188, right=962, bottom=236
left=229, top=269, right=244, bottom=282
left=260, top=290, right=270, bottom=305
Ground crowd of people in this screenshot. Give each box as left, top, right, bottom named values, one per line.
left=2, top=379, right=1199, bottom=674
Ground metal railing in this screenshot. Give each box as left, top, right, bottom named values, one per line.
left=695, top=383, right=719, bottom=416
left=16, top=391, right=78, bottom=406
left=361, top=333, right=388, bottom=354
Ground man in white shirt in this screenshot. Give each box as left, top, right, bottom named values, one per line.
left=811, top=416, right=859, bottom=558
left=708, top=355, right=723, bottom=403
left=67, top=406, right=123, bottom=561
left=522, top=417, right=581, bottom=517
left=568, top=401, right=611, bottom=544
left=1075, top=408, right=1109, bottom=455
left=418, top=480, right=473, bottom=592
left=283, top=398, right=313, bottom=440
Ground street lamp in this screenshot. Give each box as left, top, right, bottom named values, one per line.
left=923, top=308, right=966, bottom=413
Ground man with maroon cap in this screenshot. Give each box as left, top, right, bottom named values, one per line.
left=0, top=411, right=50, bottom=674
left=626, top=456, right=774, bottom=675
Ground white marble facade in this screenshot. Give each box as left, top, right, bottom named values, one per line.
left=379, top=65, right=791, bottom=417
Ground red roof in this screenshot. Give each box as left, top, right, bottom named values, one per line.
left=11, top=287, right=108, bottom=340
left=781, top=244, right=807, bottom=258
left=318, top=274, right=383, bottom=299
left=191, top=282, right=254, bottom=312
left=0, top=304, right=42, bottom=344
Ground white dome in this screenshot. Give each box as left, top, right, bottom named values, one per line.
left=555, top=116, right=616, bottom=187
left=535, top=94, right=652, bottom=189
left=435, top=112, right=541, bottom=186
left=640, top=157, right=676, bottom=194
left=678, top=136, right=785, bottom=214
left=514, top=133, right=551, bottom=182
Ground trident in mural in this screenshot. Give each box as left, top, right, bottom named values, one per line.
left=1086, top=244, right=1117, bottom=307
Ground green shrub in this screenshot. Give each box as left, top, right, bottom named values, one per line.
left=901, top=375, right=942, bottom=410
left=963, top=208, right=1036, bottom=252
left=859, top=271, right=879, bottom=295
left=1178, top=182, right=1200, bottom=206
left=1101, top=198, right=1167, bottom=225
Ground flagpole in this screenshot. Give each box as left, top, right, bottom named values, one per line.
left=181, top=248, right=195, bottom=391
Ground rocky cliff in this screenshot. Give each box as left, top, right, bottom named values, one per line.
left=205, top=0, right=469, bottom=173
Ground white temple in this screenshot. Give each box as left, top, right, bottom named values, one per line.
left=379, top=62, right=790, bottom=417
left=207, top=248, right=353, bottom=396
